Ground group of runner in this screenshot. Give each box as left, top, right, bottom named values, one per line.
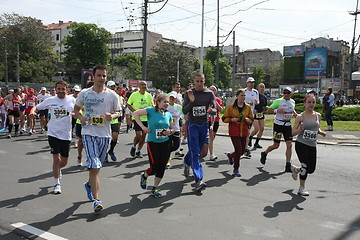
left=0, top=67, right=326, bottom=212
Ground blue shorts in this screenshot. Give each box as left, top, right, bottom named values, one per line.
left=82, top=135, right=111, bottom=169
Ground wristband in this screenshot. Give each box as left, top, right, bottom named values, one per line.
left=274, top=109, right=278, bottom=113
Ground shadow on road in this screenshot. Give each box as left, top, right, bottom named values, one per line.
left=240, top=167, right=285, bottom=186
left=0, top=186, right=50, bottom=209
left=332, top=215, right=360, bottom=240
left=18, top=166, right=85, bottom=183
left=263, top=189, right=306, bottom=218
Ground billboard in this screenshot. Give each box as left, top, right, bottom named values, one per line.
left=320, top=78, right=342, bottom=94
left=304, top=47, right=327, bottom=80
left=283, top=45, right=305, bottom=56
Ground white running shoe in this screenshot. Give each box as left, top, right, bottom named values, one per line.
left=291, top=164, right=298, bottom=180
left=298, top=187, right=309, bottom=196
left=53, top=184, right=61, bottom=194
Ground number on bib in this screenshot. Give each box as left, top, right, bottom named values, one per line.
left=192, top=106, right=206, bottom=117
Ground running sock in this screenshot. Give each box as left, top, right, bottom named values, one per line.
left=300, top=184, right=305, bottom=188
left=255, top=138, right=260, bottom=145
left=14, top=124, right=19, bottom=132
left=249, top=135, right=253, bottom=145
left=109, top=140, right=117, bottom=153
left=54, top=178, right=60, bottom=185
left=8, top=124, right=13, bottom=133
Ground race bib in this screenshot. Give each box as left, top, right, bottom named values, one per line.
left=53, top=106, right=68, bottom=118
left=13, top=104, right=20, bottom=108
left=255, top=112, right=264, bottom=118
left=90, top=116, right=105, bottom=125
left=156, top=129, right=166, bottom=140
left=303, top=129, right=317, bottom=141
left=27, top=102, right=35, bottom=107
left=192, top=106, right=206, bottom=117
left=172, top=117, right=177, bottom=124
left=273, top=132, right=282, bottom=141
left=284, top=114, right=292, bottom=120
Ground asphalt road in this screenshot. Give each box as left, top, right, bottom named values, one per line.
left=0, top=128, right=359, bottom=240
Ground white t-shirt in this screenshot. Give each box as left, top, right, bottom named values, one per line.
left=245, top=88, right=259, bottom=112
left=167, top=103, right=183, bottom=131
left=37, top=93, right=50, bottom=104
left=36, top=96, right=75, bottom=141
left=76, top=87, right=121, bottom=138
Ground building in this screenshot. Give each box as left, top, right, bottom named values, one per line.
left=45, top=21, right=73, bottom=59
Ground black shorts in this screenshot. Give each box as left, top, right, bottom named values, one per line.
left=39, top=109, right=48, bottom=117
left=48, top=136, right=71, bottom=157
left=111, top=123, right=120, bottom=133
left=273, top=123, right=292, bottom=143
left=19, top=106, right=26, bottom=112
left=133, top=120, right=148, bottom=132
left=208, top=121, right=219, bottom=132
left=8, top=110, right=20, bottom=118
left=75, top=123, right=82, bottom=138
left=254, top=112, right=265, bottom=120
left=72, top=118, right=77, bottom=129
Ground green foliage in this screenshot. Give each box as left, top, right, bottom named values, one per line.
left=268, top=60, right=284, bottom=87
left=332, top=107, right=360, bottom=121
left=115, top=54, right=142, bottom=80
left=63, top=22, right=111, bottom=79
left=0, top=13, right=58, bottom=83
left=250, top=66, right=266, bottom=83
left=204, top=47, right=224, bottom=63
left=147, top=41, right=197, bottom=91
left=195, top=59, right=214, bottom=86
left=204, top=47, right=232, bottom=88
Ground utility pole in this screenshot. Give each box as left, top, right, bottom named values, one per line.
left=142, top=0, right=148, bottom=81
left=200, top=0, right=205, bottom=72
left=16, top=44, right=20, bottom=87
left=232, top=31, right=236, bottom=97
left=215, top=0, right=220, bottom=85
left=349, top=0, right=359, bottom=96
left=2, top=37, right=9, bottom=93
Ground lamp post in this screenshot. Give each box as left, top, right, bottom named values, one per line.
left=349, top=0, right=360, bottom=97
left=2, top=37, right=9, bottom=93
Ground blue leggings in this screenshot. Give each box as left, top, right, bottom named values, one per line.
left=184, top=122, right=208, bottom=182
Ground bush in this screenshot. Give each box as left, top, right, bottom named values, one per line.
left=332, top=106, right=360, bottom=121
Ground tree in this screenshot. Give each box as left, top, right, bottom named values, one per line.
left=0, top=13, right=58, bottom=83
left=147, top=41, right=197, bottom=91
left=63, top=23, right=111, bottom=80
left=195, top=59, right=214, bottom=85
left=250, top=66, right=266, bottom=84
left=114, top=54, right=142, bottom=80
left=204, top=46, right=232, bottom=88
left=268, top=60, right=284, bottom=87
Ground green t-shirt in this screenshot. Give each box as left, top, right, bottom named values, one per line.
left=127, top=91, right=153, bottom=121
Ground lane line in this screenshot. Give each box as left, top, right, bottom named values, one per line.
left=11, top=222, right=68, bottom=240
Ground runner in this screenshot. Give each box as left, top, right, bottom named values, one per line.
left=124, top=85, right=134, bottom=133
left=249, top=83, right=267, bottom=150
left=259, top=87, right=297, bottom=173
left=183, top=72, right=215, bottom=191
left=222, top=89, right=253, bottom=176
left=291, top=94, right=326, bottom=196
left=74, top=64, right=121, bottom=212
left=134, top=94, right=175, bottom=198
left=30, top=80, right=75, bottom=194
left=24, top=88, right=38, bottom=135
left=127, top=81, right=154, bottom=158
left=3, top=88, right=23, bottom=138
left=208, top=85, right=223, bottom=161
left=37, top=87, right=50, bottom=134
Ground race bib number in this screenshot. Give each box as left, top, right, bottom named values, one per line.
left=13, top=104, right=20, bottom=108
left=172, top=117, right=177, bottom=124
left=54, top=107, right=68, bottom=119
left=192, top=106, right=206, bottom=117
left=303, top=129, right=317, bottom=141
left=273, top=132, right=282, bottom=141
left=156, top=129, right=166, bottom=140
left=90, top=116, right=105, bottom=125
left=255, top=112, right=264, bottom=118
left=284, top=114, right=292, bottom=120
left=27, top=102, right=35, bottom=107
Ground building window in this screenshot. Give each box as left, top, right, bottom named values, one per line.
left=56, top=34, right=60, bottom=41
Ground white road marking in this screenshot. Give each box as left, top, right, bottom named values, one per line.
left=332, top=134, right=358, bottom=139
left=11, top=222, right=68, bottom=240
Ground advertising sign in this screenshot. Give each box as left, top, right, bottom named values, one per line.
left=283, top=45, right=305, bottom=57
left=320, top=78, right=342, bottom=94
left=304, top=47, right=327, bottom=80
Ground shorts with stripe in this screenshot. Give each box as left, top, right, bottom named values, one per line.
left=82, top=135, right=111, bottom=169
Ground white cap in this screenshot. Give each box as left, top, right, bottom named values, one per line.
left=41, top=87, right=47, bottom=91
left=169, top=91, right=178, bottom=99
left=283, top=87, right=292, bottom=92
left=246, top=77, right=255, bottom=83
left=106, top=81, right=116, bottom=87
left=209, top=85, right=217, bottom=92
left=73, top=85, right=81, bottom=92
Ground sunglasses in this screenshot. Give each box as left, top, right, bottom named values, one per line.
left=283, top=91, right=291, bottom=94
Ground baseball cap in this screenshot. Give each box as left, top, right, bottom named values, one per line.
left=41, top=87, right=46, bottom=91
left=209, top=85, right=217, bottom=92
left=73, top=85, right=81, bottom=92
left=246, top=77, right=255, bottom=83
left=283, top=87, right=292, bottom=92
left=106, top=81, right=116, bottom=87
left=169, top=91, right=178, bottom=99
left=29, top=88, right=35, bottom=92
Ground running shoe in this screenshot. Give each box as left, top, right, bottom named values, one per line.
left=77, top=157, right=82, bottom=166
left=209, top=155, right=218, bottom=161
left=40, top=129, right=44, bottom=134
left=298, top=187, right=310, bottom=196
left=233, top=169, right=241, bottom=177
left=32, top=129, right=36, bottom=134
left=244, top=149, right=251, bottom=158
left=151, top=188, right=162, bottom=198
left=254, top=143, right=263, bottom=149
left=195, top=181, right=206, bottom=191
left=7, top=134, right=11, bottom=139
left=130, top=146, right=136, bottom=157
left=285, top=163, right=292, bottom=173
left=108, top=152, right=117, bottom=161
left=175, top=151, right=185, bottom=158
left=225, top=152, right=234, bottom=165
left=93, top=200, right=103, bottom=212
left=14, top=131, right=19, bottom=137
left=183, top=163, right=190, bottom=178
left=28, top=129, right=32, bottom=135
left=260, top=151, right=267, bottom=165
left=84, top=182, right=95, bottom=201
left=136, top=151, right=143, bottom=158
left=140, top=172, right=147, bottom=189
left=53, top=184, right=61, bottom=194
left=291, top=164, right=298, bottom=180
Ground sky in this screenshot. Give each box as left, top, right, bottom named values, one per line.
left=1, top=0, right=359, bottom=53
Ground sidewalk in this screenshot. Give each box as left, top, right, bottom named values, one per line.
left=216, top=121, right=360, bottom=147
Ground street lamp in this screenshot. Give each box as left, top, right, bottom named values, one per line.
left=2, top=37, right=9, bottom=93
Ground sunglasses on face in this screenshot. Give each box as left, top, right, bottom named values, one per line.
left=283, top=91, right=291, bottom=94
